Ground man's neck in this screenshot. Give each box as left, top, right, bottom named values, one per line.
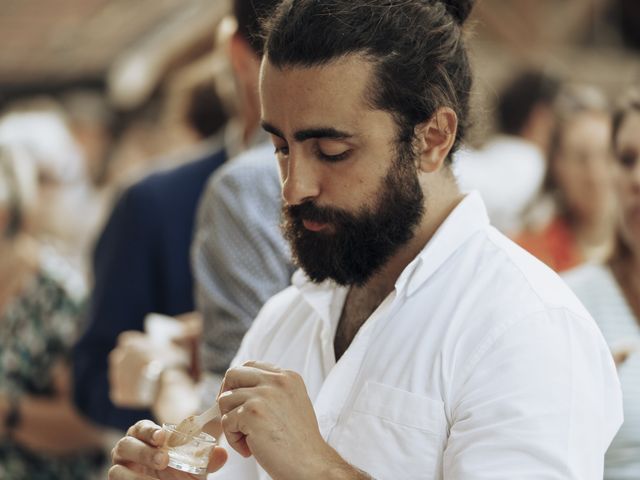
left=572, top=208, right=614, bottom=248
left=334, top=183, right=464, bottom=361
left=362, top=182, right=464, bottom=297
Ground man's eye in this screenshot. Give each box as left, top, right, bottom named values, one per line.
left=274, top=145, right=289, bottom=157
left=316, top=147, right=351, bottom=163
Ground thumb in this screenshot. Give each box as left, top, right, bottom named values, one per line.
left=207, top=446, right=228, bottom=472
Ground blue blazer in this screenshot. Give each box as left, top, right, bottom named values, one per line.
left=73, top=148, right=226, bottom=430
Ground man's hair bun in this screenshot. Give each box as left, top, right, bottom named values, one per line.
left=439, top=0, right=475, bottom=25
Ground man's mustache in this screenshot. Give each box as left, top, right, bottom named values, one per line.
left=284, top=201, right=352, bottom=225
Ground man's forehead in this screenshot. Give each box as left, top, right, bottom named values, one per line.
left=261, top=54, right=375, bottom=94
left=259, top=54, right=378, bottom=125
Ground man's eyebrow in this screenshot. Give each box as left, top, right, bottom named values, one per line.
left=261, top=121, right=353, bottom=142
left=293, top=128, right=353, bottom=142
left=261, top=121, right=284, bottom=138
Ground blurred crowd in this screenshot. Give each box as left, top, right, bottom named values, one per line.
left=0, top=0, right=639, bottom=479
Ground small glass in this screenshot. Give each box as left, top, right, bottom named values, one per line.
left=162, top=423, right=216, bottom=475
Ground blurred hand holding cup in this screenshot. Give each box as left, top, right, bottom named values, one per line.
left=109, top=313, right=199, bottom=408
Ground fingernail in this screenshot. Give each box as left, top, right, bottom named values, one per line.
left=154, top=452, right=165, bottom=467
left=152, top=430, right=162, bottom=444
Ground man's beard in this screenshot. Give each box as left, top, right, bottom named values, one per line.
left=282, top=142, right=425, bottom=286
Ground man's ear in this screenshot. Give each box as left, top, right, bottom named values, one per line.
left=228, top=32, right=260, bottom=84
left=414, top=107, right=458, bottom=173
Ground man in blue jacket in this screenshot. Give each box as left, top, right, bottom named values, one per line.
left=73, top=0, right=274, bottom=431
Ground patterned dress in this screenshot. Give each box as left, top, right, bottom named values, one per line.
left=0, top=252, right=104, bottom=479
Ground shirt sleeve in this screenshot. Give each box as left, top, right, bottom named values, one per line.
left=72, top=185, right=157, bottom=430
left=193, top=153, right=293, bottom=376
left=204, top=285, right=292, bottom=480
left=443, top=309, right=623, bottom=479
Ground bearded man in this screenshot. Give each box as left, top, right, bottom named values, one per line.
left=109, top=1, right=622, bottom=479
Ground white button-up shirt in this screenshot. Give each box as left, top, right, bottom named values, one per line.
left=210, top=192, right=622, bottom=480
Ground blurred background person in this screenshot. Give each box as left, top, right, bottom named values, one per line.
left=103, top=72, right=230, bottom=189
left=564, top=88, right=640, bottom=480
left=454, top=69, right=561, bottom=235
left=0, top=100, right=100, bottom=275
left=0, top=144, right=106, bottom=479
left=517, top=85, right=616, bottom=271
left=106, top=0, right=292, bottom=428
left=0, top=0, right=637, bottom=471
left=73, top=72, right=229, bottom=431
left=59, top=89, right=115, bottom=188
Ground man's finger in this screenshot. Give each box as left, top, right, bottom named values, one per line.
left=220, top=365, right=264, bottom=393
left=221, top=408, right=252, bottom=458
left=217, top=387, right=254, bottom=415
left=112, top=435, right=168, bottom=470
left=207, top=446, right=229, bottom=472
left=126, top=420, right=165, bottom=446
left=242, top=360, right=281, bottom=373
left=107, top=464, right=137, bottom=480
left=108, top=463, right=157, bottom=480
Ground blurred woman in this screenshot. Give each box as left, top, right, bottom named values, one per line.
left=564, top=89, right=640, bottom=479
left=517, top=85, right=615, bottom=271
left=0, top=102, right=102, bottom=277
left=0, top=144, right=106, bottom=479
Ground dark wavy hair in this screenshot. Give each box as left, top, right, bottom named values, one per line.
left=262, top=0, right=475, bottom=163
left=610, top=88, right=640, bottom=262
left=612, top=88, right=640, bottom=147
left=497, top=70, right=560, bottom=136
left=234, top=0, right=282, bottom=54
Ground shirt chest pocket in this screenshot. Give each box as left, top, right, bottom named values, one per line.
left=332, top=381, right=447, bottom=480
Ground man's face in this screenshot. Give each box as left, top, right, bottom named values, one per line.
left=614, top=111, right=640, bottom=253
left=260, top=55, right=425, bottom=285
left=552, top=111, right=613, bottom=220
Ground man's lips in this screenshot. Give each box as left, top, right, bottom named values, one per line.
left=302, top=219, right=329, bottom=232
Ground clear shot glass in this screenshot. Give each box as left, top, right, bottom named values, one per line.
left=162, top=423, right=216, bottom=475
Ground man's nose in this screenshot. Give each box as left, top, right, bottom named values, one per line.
left=281, top=151, right=321, bottom=206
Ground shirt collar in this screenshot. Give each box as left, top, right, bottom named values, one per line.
left=396, top=191, right=489, bottom=296
left=292, top=270, right=348, bottom=328
left=292, top=191, right=489, bottom=318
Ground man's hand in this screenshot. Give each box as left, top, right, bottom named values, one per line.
left=218, top=361, right=342, bottom=480
left=109, top=331, right=188, bottom=408
left=109, top=419, right=227, bottom=480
